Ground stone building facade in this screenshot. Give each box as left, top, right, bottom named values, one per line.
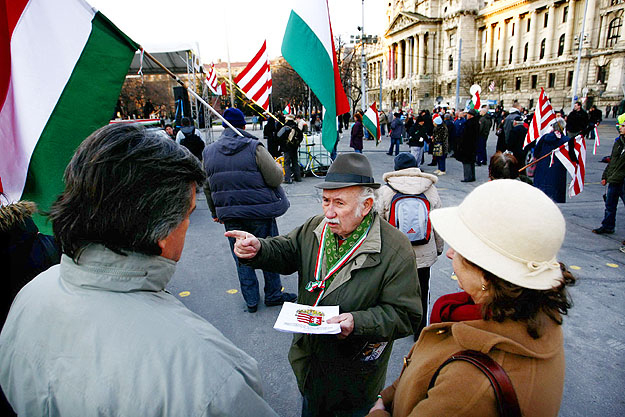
left=365, top=0, right=625, bottom=113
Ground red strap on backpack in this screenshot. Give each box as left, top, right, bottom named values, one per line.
left=428, top=350, right=521, bottom=417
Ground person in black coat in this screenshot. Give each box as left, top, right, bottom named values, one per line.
left=507, top=116, right=529, bottom=169
left=566, top=102, right=589, bottom=137
left=456, top=109, right=480, bottom=182
left=263, top=114, right=280, bottom=158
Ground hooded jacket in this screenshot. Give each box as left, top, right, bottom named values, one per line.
left=0, top=245, right=278, bottom=417
left=368, top=317, right=565, bottom=417
left=378, top=168, right=444, bottom=268
left=204, top=127, right=289, bottom=220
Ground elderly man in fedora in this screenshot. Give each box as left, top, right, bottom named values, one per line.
left=226, top=153, right=421, bottom=417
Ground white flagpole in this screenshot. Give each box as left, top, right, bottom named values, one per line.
left=224, top=16, right=236, bottom=108
left=141, top=49, right=244, bottom=137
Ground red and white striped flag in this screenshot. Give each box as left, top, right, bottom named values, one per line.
left=235, top=40, right=271, bottom=111
left=553, top=135, right=586, bottom=197
left=524, top=88, right=556, bottom=148
left=488, top=81, right=495, bottom=92
left=592, top=125, right=601, bottom=155
left=205, top=63, right=226, bottom=95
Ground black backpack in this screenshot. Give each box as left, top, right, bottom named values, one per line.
left=180, top=130, right=205, bottom=161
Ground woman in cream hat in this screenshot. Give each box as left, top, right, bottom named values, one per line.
left=367, top=180, right=575, bottom=417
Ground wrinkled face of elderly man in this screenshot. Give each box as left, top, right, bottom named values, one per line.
left=322, top=186, right=374, bottom=239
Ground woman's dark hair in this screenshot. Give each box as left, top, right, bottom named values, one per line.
left=489, top=151, right=519, bottom=180
left=465, top=257, right=576, bottom=339
left=49, top=123, right=205, bottom=260
left=354, top=113, right=362, bottom=122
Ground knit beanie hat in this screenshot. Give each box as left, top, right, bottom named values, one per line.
left=222, top=108, right=246, bottom=128
left=433, top=114, right=443, bottom=125
left=394, top=152, right=418, bottom=170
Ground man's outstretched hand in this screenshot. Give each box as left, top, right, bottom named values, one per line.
left=224, top=230, right=261, bottom=259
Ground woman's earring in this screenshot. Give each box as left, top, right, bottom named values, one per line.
left=481, top=284, right=487, bottom=291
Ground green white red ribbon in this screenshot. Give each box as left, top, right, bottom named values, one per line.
left=306, top=221, right=372, bottom=306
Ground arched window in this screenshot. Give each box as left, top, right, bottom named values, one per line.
left=539, top=38, right=546, bottom=59
left=558, top=34, right=565, bottom=56
left=509, top=46, right=513, bottom=64
left=448, top=55, right=453, bottom=71
left=523, top=43, right=529, bottom=62
left=495, top=50, right=499, bottom=66
left=607, top=18, right=622, bottom=47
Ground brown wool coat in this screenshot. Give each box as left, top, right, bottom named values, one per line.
left=368, top=317, right=565, bottom=417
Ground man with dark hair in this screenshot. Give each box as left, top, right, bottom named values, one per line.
left=456, top=109, right=480, bottom=182
left=0, top=123, right=278, bottom=417
left=566, top=102, right=589, bottom=138
left=203, top=108, right=296, bottom=313
left=164, top=123, right=175, bottom=140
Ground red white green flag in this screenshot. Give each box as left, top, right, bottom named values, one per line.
left=0, top=0, right=138, bottom=233
left=363, top=102, right=380, bottom=145
left=281, top=0, right=349, bottom=153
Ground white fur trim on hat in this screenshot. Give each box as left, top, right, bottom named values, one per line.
left=430, top=179, right=565, bottom=290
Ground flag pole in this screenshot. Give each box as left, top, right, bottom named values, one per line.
left=518, top=152, right=551, bottom=172
left=224, top=77, right=284, bottom=126
left=224, top=19, right=236, bottom=108
left=141, top=48, right=244, bottom=137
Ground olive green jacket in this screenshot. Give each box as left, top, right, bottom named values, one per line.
left=602, top=135, right=625, bottom=184
left=248, top=213, right=421, bottom=410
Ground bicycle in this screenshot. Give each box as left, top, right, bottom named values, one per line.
left=298, top=136, right=331, bottom=178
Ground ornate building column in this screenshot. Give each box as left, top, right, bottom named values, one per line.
left=413, top=34, right=418, bottom=75
left=486, top=24, right=495, bottom=68
left=398, top=41, right=404, bottom=79
left=418, top=33, right=425, bottom=75
left=498, top=20, right=507, bottom=66
left=544, top=4, right=556, bottom=61
left=527, top=10, right=538, bottom=62
left=584, top=0, right=598, bottom=48
left=563, top=0, right=576, bottom=55
left=598, top=13, right=608, bottom=49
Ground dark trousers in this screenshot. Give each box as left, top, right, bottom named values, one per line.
left=463, top=162, right=476, bottom=181
left=601, top=182, right=625, bottom=231
left=284, top=147, right=301, bottom=182
left=411, top=267, right=431, bottom=339
left=388, top=137, right=400, bottom=155
left=302, top=395, right=373, bottom=417
left=437, top=155, right=447, bottom=172
left=224, top=219, right=284, bottom=308
left=476, top=136, right=488, bottom=164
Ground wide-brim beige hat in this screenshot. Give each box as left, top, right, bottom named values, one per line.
left=430, top=179, right=565, bottom=290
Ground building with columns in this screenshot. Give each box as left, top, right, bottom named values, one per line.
left=365, top=0, right=625, bottom=113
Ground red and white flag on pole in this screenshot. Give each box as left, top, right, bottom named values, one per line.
left=205, top=63, right=226, bottom=95
left=234, top=40, right=271, bottom=111
left=524, top=88, right=556, bottom=149
left=552, top=135, right=586, bottom=197
left=592, top=125, right=601, bottom=155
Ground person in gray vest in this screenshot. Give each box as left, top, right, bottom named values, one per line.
left=203, top=108, right=296, bottom=313
left=0, top=123, right=279, bottom=417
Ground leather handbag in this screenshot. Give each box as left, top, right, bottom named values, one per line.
left=428, top=350, right=521, bottom=417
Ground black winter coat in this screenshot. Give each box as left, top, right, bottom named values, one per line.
left=456, top=116, right=480, bottom=163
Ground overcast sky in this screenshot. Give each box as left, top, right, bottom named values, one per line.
left=89, top=0, right=388, bottom=63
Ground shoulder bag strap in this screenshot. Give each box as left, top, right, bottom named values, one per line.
left=427, top=350, right=521, bottom=417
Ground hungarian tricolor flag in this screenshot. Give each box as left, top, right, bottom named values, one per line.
left=282, top=0, right=349, bottom=153
left=363, top=102, right=380, bottom=145
left=1, top=0, right=138, bottom=233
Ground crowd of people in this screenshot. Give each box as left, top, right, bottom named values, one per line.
left=1, top=99, right=624, bottom=416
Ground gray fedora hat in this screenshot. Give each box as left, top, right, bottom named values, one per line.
left=315, top=153, right=380, bottom=189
